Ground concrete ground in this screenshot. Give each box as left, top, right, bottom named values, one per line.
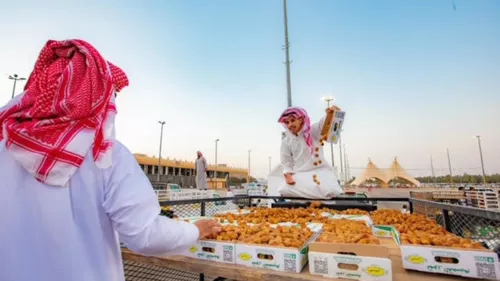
left=349, top=187, right=445, bottom=210
left=350, top=187, right=445, bottom=197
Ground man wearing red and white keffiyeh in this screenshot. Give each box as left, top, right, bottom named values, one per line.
left=0, top=40, right=220, bottom=281
left=266, top=106, right=343, bottom=199
left=0, top=39, right=128, bottom=187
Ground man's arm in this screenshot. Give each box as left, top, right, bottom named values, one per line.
left=280, top=141, right=294, bottom=174
left=310, top=116, right=326, bottom=142
left=203, top=157, right=208, bottom=171
left=102, top=142, right=200, bottom=256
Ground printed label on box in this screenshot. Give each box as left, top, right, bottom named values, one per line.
left=401, top=245, right=500, bottom=279
left=329, top=110, right=345, bottom=144
left=310, top=252, right=331, bottom=276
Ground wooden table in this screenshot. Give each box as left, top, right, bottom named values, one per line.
left=122, top=249, right=473, bottom=281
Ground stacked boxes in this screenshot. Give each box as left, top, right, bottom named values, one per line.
left=175, top=208, right=500, bottom=280
left=466, top=190, right=499, bottom=210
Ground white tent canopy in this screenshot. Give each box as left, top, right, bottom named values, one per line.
left=351, top=159, right=389, bottom=187
left=351, top=157, right=420, bottom=187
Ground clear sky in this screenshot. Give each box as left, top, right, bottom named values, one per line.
left=0, top=0, right=499, bottom=179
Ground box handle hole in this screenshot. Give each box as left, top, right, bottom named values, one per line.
left=338, top=263, right=359, bottom=271
left=434, top=256, right=459, bottom=264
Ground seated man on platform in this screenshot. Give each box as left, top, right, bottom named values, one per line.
left=267, top=106, right=344, bottom=199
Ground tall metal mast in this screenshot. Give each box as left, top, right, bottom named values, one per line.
left=283, top=0, right=292, bottom=107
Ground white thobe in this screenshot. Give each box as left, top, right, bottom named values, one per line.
left=0, top=140, right=199, bottom=281
left=195, top=156, right=208, bottom=190
left=268, top=116, right=343, bottom=199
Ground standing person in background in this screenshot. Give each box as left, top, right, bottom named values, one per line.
left=195, top=151, right=208, bottom=190
left=458, top=186, right=467, bottom=206
left=0, top=39, right=221, bottom=281
left=401, top=205, right=410, bottom=214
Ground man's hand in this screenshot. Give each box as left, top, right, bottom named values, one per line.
left=193, top=219, right=222, bottom=239
left=326, top=105, right=341, bottom=114
left=284, top=173, right=296, bottom=185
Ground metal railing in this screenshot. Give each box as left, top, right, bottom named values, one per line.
left=155, top=189, right=217, bottom=201
left=123, top=196, right=500, bottom=281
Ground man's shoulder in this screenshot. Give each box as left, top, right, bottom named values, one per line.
left=112, top=140, right=127, bottom=153
left=281, top=135, right=293, bottom=144
left=111, top=140, right=135, bottom=161
left=112, top=140, right=124, bottom=149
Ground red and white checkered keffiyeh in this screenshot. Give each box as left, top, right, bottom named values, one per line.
left=278, top=107, right=314, bottom=154
left=0, top=39, right=129, bottom=187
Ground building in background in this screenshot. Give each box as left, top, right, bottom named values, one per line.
left=134, top=153, right=248, bottom=189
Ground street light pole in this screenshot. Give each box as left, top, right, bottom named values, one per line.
left=283, top=0, right=292, bottom=107
left=280, top=0, right=293, bottom=140
left=446, top=148, right=454, bottom=187
left=430, top=155, right=437, bottom=186
left=269, top=156, right=272, bottom=174
left=346, top=154, right=351, bottom=186
left=343, top=144, right=348, bottom=185
left=157, top=121, right=166, bottom=182
left=247, top=150, right=252, bottom=184
left=321, top=96, right=335, bottom=168
left=475, top=136, right=487, bottom=185
left=339, top=130, right=344, bottom=183
left=347, top=156, right=351, bottom=183
left=215, top=139, right=219, bottom=182
left=9, top=74, right=26, bottom=99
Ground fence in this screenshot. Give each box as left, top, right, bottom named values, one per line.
left=147, top=175, right=197, bottom=188
left=122, top=196, right=500, bottom=281
left=411, top=198, right=500, bottom=250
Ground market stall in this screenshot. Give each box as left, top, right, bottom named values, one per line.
left=132, top=196, right=500, bottom=281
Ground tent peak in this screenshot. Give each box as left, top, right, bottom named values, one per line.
left=351, top=158, right=420, bottom=187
